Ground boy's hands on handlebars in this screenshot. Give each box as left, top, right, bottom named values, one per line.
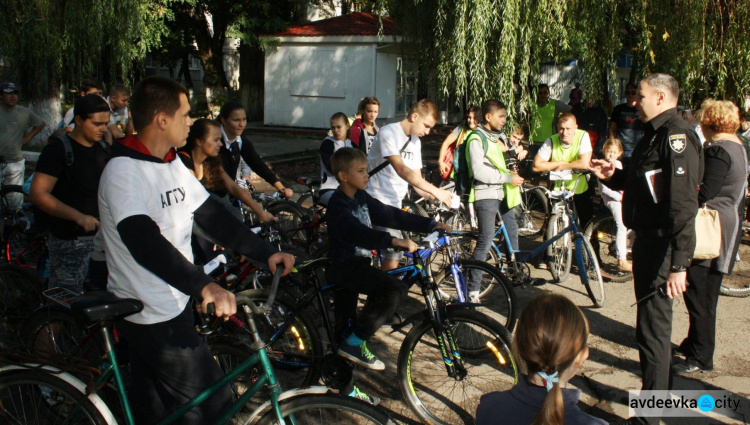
left=201, top=283, right=237, bottom=320
left=392, top=237, right=419, bottom=253
left=269, top=252, right=295, bottom=277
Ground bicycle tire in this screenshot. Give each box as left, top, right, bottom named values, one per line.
left=296, top=193, right=314, bottom=212
left=5, top=226, right=46, bottom=270
left=209, top=340, right=271, bottom=410
left=575, top=236, right=605, bottom=307
left=451, top=231, right=501, bottom=269
left=254, top=393, right=394, bottom=425
left=401, top=200, right=429, bottom=241
left=397, top=308, right=518, bottom=425
left=435, top=259, right=516, bottom=331
left=0, top=367, right=112, bottom=425
left=21, top=307, right=103, bottom=368
left=583, top=213, right=633, bottom=283
left=719, top=283, right=750, bottom=297
left=546, top=212, right=572, bottom=282
left=518, top=187, right=549, bottom=239
left=267, top=200, right=311, bottom=245
left=232, top=288, right=324, bottom=389
left=0, top=263, right=44, bottom=317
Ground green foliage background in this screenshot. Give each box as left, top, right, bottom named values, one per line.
left=391, top=0, right=750, bottom=122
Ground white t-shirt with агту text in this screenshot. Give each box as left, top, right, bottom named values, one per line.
left=98, top=156, right=209, bottom=325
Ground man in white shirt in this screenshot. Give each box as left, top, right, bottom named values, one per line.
left=366, top=99, right=453, bottom=270
left=99, top=76, right=294, bottom=424
left=533, top=112, right=595, bottom=225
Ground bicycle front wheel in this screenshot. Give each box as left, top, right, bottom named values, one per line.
left=518, top=187, right=548, bottom=239
left=576, top=236, right=605, bottom=307
left=398, top=308, right=518, bottom=425
left=436, top=259, right=516, bottom=331
left=0, top=367, right=112, bottom=425
left=584, top=212, right=633, bottom=283
left=546, top=212, right=572, bottom=282
left=255, top=393, right=394, bottom=425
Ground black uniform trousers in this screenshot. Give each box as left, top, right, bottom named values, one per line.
left=632, top=235, right=674, bottom=425
left=681, top=264, right=723, bottom=369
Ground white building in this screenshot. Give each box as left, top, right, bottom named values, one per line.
left=261, top=12, right=413, bottom=128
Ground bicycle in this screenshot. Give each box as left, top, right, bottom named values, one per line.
left=0, top=267, right=395, bottom=425
left=455, top=171, right=606, bottom=307
left=234, top=230, right=518, bottom=425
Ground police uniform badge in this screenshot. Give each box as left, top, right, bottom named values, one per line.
left=669, top=134, right=687, bottom=153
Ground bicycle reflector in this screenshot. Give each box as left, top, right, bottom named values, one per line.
left=290, top=326, right=305, bottom=350
left=597, top=231, right=605, bottom=241
left=486, top=341, right=507, bottom=365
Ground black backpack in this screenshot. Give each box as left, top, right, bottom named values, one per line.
left=32, top=135, right=111, bottom=233
left=453, top=130, right=489, bottom=196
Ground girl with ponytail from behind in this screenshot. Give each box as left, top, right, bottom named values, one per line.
left=476, top=293, right=606, bottom=425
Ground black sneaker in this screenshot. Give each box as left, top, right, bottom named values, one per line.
left=337, top=340, right=385, bottom=371
left=350, top=385, right=381, bottom=406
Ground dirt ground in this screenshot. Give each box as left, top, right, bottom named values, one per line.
left=266, top=156, right=750, bottom=425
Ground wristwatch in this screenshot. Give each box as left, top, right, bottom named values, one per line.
left=670, top=265, right=687, bottom=272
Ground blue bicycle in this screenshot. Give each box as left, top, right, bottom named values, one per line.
left=456, top=172, right=606, bottom=307
left=235, top=230, right=518, bottom=425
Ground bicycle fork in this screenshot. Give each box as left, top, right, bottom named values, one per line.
left=421, top=283, right=467, bottom=381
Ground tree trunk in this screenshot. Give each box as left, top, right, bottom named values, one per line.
left=27, top=96, right=62, bottom=149
left=239, top=42, right=265, bottom=122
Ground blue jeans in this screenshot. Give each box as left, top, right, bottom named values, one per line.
left=500, top=202, right=519, bottom=252
left=468, top=199, right=500, bottom=293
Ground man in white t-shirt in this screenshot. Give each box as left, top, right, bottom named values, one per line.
left=98, top=76, right=294, bottom=425
left=533, top=112, right=595, bottom=225
left=366, top=99, right=453, bottom=270
left=105, top=83, right=134, bottom=141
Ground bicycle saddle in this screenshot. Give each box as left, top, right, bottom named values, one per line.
left=71, top=292, right=144, bottom=325
left=297, top=177, right=321, bottom=187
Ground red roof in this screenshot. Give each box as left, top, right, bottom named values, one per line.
left=275, top=12, right=397, bottom=37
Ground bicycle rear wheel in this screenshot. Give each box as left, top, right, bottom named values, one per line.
left=518, top=187, right=548, bottom=239
left=21, top=307, right=103, bottom=368
left=255, top=393, right=394, bottom=425
left=0, top=367, right=112, bottom=424
left=546, top=212, right=572, bottom=282
left=397, top=308, right=518, bottom=425
left=576, top=237, right=605, bottom=307
left=584, top=212, right=633, bottom=283
left=267, top=200, right=311, bottom=246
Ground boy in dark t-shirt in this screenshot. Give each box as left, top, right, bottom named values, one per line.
left=325, top=147, right=450, bottom=371
left=30, top=94, right=111, bottom=293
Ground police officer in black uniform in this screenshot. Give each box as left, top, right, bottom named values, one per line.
left=591, top=73, right=702, bottom=425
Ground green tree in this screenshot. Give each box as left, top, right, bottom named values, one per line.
left=393, top=0, right=750, bottom=124
left=0, top=0, right=174, bottom=145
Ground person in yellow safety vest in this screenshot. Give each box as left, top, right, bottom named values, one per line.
left=466, top=100, right=524, bottom=302
left=532, top=112, right=595, bottom=226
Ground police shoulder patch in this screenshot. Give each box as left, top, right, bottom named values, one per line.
left=669, top=134, right=687, bottom=153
